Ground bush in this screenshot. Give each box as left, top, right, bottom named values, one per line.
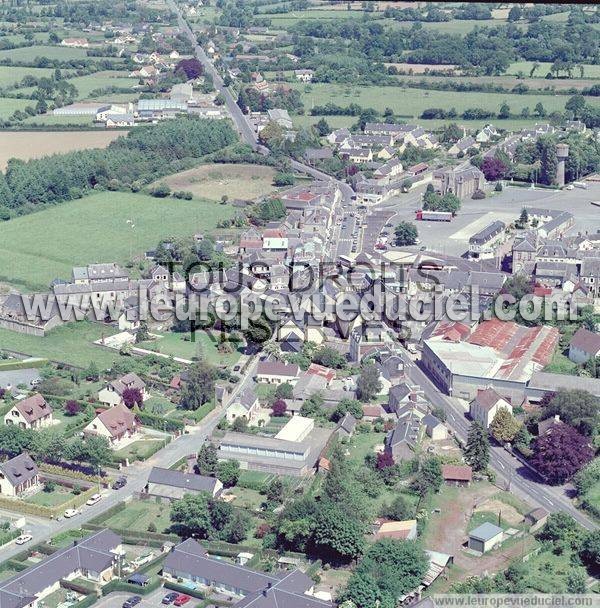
left=150, top=183, right=171, bottom=198
left=471, top=189, right=486, bottom=199
left=43, top=480, right=56, bottom=493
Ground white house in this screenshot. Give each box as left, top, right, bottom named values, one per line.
left=255, top=361, right=299, bottom=385
left=4, top=394, right=53, bottom=430
left=83, top=404, right=139, bottom=448
left=0, top=452, right=39, bottom=497
left=569, top=327, right=600, bottom=364
left=469, top=387, right=512, bottom=428
left=98, top=372, right=147, bottom=407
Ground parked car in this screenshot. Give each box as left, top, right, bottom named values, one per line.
left=64, top=509, right=80, bottom=518
left=233, top=365, right=241, bottom=372
left=174, top=595, right=190, bottom=606
left=112, top=476, right=127, bottom=490
left=123, top=596, right=142, bottom=608
left=162, top=593, right=179, bottom=605
left=86, top=493, right=102, bottom=506
left=15, top=534, right=32, bottom=545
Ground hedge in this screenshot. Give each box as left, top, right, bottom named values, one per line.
left=101, top=578, right=162, bottom=596
left=83, top=523, right=179, bottom=545
left=40, top=463, right=110, bottom=486
left=76, top=594, right=100, bottom=608
left=137, top=411, right=185, bottom=433
left=0, top=358, right=47, bottom=371
left=87, top=501, right=126, bottom=525
left=0, top=485, right=98, bottom=518
left=0, top=528, right=19, bottom=547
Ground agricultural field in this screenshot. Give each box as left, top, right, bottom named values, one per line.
left=0, top=191, right=234, bottom=291
left=291, top=82, right=600, bottom=119
left=507, top=61, right=600, bottom=79
left=0, top=45, right=89, bottom=62
left=0, top=322, right=119, bottom=368
left=154, top=163, right=278, bottom=201
left=0, top=65, right=62, bottom=88
left=0, top=131, right=122, bottom=169
left=0, top=97, right=31, bottom=119
left=21, top=114, right=96, bottom=126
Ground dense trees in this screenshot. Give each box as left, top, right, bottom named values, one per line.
left=490, top=408, right=521, bottom=443
left=356, top=362, right=382, bottom=402
left=422, top=189, right=461, bottom=214
left=181, top=361, right=217, bottom=410
left=531, top=423, right=594, bottom=484
left=542, top=390, right=599, bottom=437
left=0, top=118, right=236, bottom=214
left=394, top=221, right=418, bottom=246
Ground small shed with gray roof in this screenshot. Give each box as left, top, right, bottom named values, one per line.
left=147, top=467, right=222, bottom=499
left=468, top=522, right=503, bottom=553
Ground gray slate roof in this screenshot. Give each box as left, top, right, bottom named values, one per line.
left=148, top=467, right=219, bottom=494
left=0, top=453, right=38, bottom=488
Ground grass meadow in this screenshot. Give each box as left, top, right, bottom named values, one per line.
left=0, top=191, right=234, bottom=291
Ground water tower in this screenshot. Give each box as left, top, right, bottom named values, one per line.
left=556, top=143, right=569, bottom=187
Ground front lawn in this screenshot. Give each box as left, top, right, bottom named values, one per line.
left=113, top=438, right=167, bottom=462
left=25, top=485, right=75, bottom=507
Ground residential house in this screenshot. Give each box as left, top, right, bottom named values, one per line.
left=255, top=361, right=300, bottom=385
left=163, top=539, right=330, bottom=607
left=83, top=404, right=139, bottom=448
left=335, top=413, right=357, bottom=439
left=569, top=327, right=600, bottom=364
left=98, top=373, right=147, bottom=407
left=342, top=148, right=373, bottom=164
left=468, top=221, right=507, bottom=261
left=225, top=388, right=266, bottom=426
left=0, top=453, right=39, bottom=497
left=384, top=411, right=422, bottom=461
left=469, top=387, right=512, bottom=428
left=0, top=529, right=122, bottom=608
left=476, top=124, right=498, bottom=143
left=147, top=467, right=222, bottom=499
left=4, top=394, right=53, bottom=430
left=267, top=108, right=293, bottom=129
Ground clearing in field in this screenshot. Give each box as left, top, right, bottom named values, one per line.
left=0, top=131, right=123, bottom=169
left=154, top=163, right=278, bottom=201
left=0, top=191, right=233, bottom=291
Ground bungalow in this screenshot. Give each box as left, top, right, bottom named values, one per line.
left=163, top=539, right=329, bottom=607
left=255, top=361, right=299, bottom=385
left=469, top=387, right=512, bottom=429
left=98, top=372, right=147, bottom=407
left=225, top=388, right=266, bottom=426
left=568, top=327, right=600, bottom=364
left=441, top=464, right=472, bottom=486
left=0, top=452, right=39, bottom=497
left=83, top=404, right=139, bottom=448
left=147, top=467, right=222, bottom=499
left=0, top=529, right=122, bottom=608
left=4, top=393, right=53, bottom=430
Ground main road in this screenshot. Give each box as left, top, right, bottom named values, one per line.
left=400, top=348, right=597, bottom=531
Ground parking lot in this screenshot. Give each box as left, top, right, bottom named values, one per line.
left=93, top=590, right=206, bottom=608
left=378, top=182, right=600, bottom=257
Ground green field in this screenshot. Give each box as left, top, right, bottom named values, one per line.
left=0, top=45, right=89, bottom=62
left=102, top=499, right=172, bottom=534
left=0, top=65, right=61, bottom=88
left=507, top=61, right=600, bottom=79
left=0, top=321, right=119, bottom=368
left=0, top=97, right=31, bottom=119
left=139, top=330, right=242, bottom=367
left=0, top=191, right=233, bottom=291
left=21, top=113, right=95, bottom=125
left=25, top=485, right=75, bottom=507
left=291, top=82, right=600, bottom=120
left=389, top=18, right=514, bottom=35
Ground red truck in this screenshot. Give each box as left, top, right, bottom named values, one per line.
left=415, top=209, right=453, bottom=222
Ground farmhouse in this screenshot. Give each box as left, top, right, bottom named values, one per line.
left=0, top=453, right=39, bottom=497
left=568, top=327, right=600, bottom=364
left=83, top=404, right=139, bottom=448
left=98, top=372, right=147, bottom=407
left=256, top=360, right=299, bottom=385
left=4, top=393, right=53, bottom=430
left=163, top=539, right=330, bottom=607
left=0, top=529, right=122, bottom=608
left=147, top=467, right=222, bottom=499
left=468, top=522, right=504, bottom=554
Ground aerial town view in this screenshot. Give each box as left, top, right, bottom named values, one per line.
left=0, top=1, right=599, bottom=607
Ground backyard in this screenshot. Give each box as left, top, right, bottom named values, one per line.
left=102, top=499, right=173, bottom=534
